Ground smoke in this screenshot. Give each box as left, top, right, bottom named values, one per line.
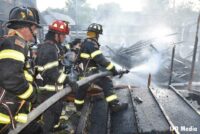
left=88, top=1, right=198, bottom=86
left=130, top=54, right=161, bottom=75
left=35, top=0, right=200, bottom=86
left=93, top=3, right=174, bottom=82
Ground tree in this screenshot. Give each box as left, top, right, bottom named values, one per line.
left=95, top=2, right=121, bottom=21
left=65, top=0, right=94, bottom=27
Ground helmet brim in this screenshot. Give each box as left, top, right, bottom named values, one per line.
left=6, top=20, right=42, bottom=28
left=48, top=29, right=68, bottom=35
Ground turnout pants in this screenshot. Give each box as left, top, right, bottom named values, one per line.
left=75, top=76, right=118, bottom=107
left=39, top=91, right=63, bottom=133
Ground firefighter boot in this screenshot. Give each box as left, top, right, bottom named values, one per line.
left=109, top=100, right=128, bottom=112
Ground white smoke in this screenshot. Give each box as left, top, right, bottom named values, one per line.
left=130, top=54, right=161, bottom=75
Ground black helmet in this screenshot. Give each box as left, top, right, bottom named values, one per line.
left=28, top=7, right=40, bottom=25
left=87, top=23, right=103, bottom=34
left=7, top=7, right=41, bottom=29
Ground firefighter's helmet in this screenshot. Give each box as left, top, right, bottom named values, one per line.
left=87, top=23, right=103, bottom=34
left=7, top=7, right=41, bottom=28
left=49, top=20, right=70, bottom=35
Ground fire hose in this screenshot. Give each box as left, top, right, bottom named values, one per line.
left=8, top=70, right=129, bottom=134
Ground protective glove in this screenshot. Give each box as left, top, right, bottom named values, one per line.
left=111, top=67, right=119, bottom=76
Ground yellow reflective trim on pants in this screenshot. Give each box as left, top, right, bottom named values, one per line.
left=14, top=113, right=27, bottom=123
left=24, top=70, right=33, bottom=82
left=106, top=63, right=114, bottom=70
left=0, top=49, right=25, bottom=63
left=80, top=53, right=90, bottom=59
left=36, top=61, right=59, bottom=72
left=74, top=99, right=84, bottom=104
left=0, top=113, right=28, bottom=124
left=57, top=72, right=67, bottom=83
left=106, top=94, right=117, bottom=102
left=18, top=83, right=33, bottom=99
left=54, top=122, right=61, bottom=128
left=0, top=113, right=10, bottom=124
left=39, top=85, right=63, bottom=91
left=91, top=50, right=102, bottom=58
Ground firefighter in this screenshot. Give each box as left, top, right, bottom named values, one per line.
left=74, top=23, right=128, bottom=112
left=35, top=20, right=76, bottom=133
left=0, top=7, right=42, bottom=133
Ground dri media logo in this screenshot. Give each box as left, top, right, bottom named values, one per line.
left=170, top=126, right=198, bottom=132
